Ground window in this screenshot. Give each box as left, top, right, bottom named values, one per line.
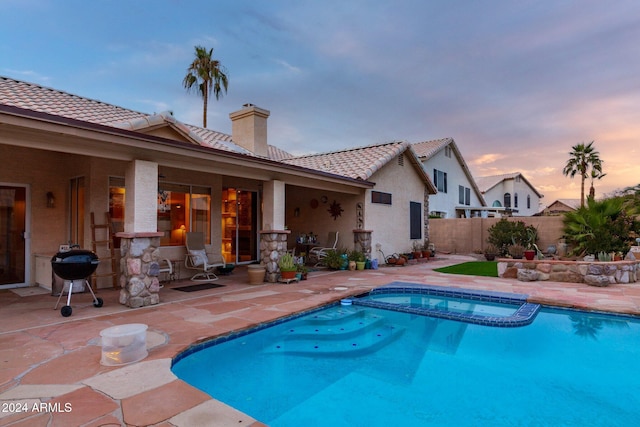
left=109, top=177, right=211, bottom=246
left=458, top=185, right=471, bottom=206
left=514, top=193, right=519, bottom=208
left=444, top=146, right=452, bottom=158
left=371, top=191, right=392, bottom=205
left=433, top=169, right=447, bottom=193
left=504, top=193, right=511, bottom=208
left=410, top=201, right=422, bottom=239
left=527, top=195, right=531, bottom=209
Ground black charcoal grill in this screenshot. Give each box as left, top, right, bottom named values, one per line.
left=52, top=249, right=103, bottom=317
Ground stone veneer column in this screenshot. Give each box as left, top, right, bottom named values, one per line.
left=116, top=232, right=164, bottom=308
left=353, top=229, right=373, bottom=259
left=259, top=230, right=291, bottom=283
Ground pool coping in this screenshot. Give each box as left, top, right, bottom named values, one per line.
left=351, top=281, right=541, bottom=327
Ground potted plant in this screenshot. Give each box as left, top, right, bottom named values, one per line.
left=411, top=241, right=423, bottom=259
left=349, top=250, right=366, bottom=270
left=509, top=244, right=525, bottom=259
left=278, top=252, right=297, bottom=279
left=523, top=227, right=538, bottom=260
left=484, top=244, right=498, bottom=261
left=323, top=249, right=344, bottom=270
left=421, top=240, right=431, bottom=258
left=297, top=263, right=308, bottom=280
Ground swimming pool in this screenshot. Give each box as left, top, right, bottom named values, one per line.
left=172, top=287, right=640, bottom=426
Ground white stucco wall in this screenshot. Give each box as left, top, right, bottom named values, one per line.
left=483, top=177, right=542, bottom=216
left=421, top=148, right=482, bottom=218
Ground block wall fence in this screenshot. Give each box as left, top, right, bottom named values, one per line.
left=428, top=216, right=565, bottom=254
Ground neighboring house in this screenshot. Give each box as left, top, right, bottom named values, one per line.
left=541, top=199, right=581, bottom=216
left=413, top=138, right=486, bottom=218
left=0, top=76, right=435, bottom=295
left=476, top=172, right=543, bottom=217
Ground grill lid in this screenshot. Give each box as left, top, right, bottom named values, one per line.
left=51, top=249, right=100, bottom=280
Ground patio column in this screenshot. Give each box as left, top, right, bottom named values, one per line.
left=353, top=229, right=373, bottom=260
left=259, top=230, right=291, bottom=282
left=262, top=180, right=285, bottom=230
left=115, top=160, right=163, bottom=308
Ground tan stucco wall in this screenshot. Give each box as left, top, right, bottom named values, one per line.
left=365, top=155, right=427, bottom=263
left=429, top=216, right=565, bottom=254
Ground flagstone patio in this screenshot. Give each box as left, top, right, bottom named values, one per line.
left=1, top=254, right=639, bottom=426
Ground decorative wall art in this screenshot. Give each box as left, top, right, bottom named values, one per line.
left=328, top=200, right=343, bottom=220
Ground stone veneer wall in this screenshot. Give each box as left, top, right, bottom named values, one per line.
left=117, top=234, right=163, bottom=307
left=498, top=258, right=640, bottom=286
left=259, top=230, right=290, bottom=283
left=353, top=230, right=372, bottom=259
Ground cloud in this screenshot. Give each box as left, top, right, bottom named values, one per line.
left=470, top=154, right=506, bottom=166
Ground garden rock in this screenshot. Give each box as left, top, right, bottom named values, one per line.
left=583, top=274, right=611, bottom=287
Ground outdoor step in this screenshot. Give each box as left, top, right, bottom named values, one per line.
left=279, top=315, right=386, bottom=340
left=264, top=324, right=405, bottom=357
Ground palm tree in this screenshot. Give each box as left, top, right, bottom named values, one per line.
left=588, top=169, right=607, bottom=200
left=562, top=141, right=603, bottom=207
left=183, top=45, right=229, bottom=128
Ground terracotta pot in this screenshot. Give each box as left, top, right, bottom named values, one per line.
left=412, top=251, right=422, bottom=259
left=348, top=260, right=356, bottom=271
left=395, top=257, right=406, bottom=266
left=280, top=270, right=297, bottom=280
left=524, top=250, right=536, bottom=260
left=422, top=250, right=431, bottom=258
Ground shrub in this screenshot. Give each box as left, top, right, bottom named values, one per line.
left=323, top=249, right=347, bottom=270
left=487, top=219, right=538, bottom=256
left=563, top=197, right=640, bottom=256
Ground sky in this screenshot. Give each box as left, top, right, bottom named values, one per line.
left=2, top=0, right=640, bottom=207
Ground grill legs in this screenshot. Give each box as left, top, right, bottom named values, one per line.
left=54, top=279, right=103, bottom=317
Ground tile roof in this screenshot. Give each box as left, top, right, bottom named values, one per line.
left=0, top=75, right=413, bottom=185
left=281, top=141, right=412, bottom=180
left=0, top=76, right=147, bottom=125
left=476, top=172, right=543, bottom=198
left=411, top=138, right=454, bottom=159
left=0, top=76, right=286, bottom=158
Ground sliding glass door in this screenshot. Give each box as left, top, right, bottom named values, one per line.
left=221, top=188, right=258, bottom=264
left=0, top=185, right=28, bottom=288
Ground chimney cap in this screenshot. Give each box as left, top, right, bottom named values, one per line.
left=242, top=103, right=255, bottom=108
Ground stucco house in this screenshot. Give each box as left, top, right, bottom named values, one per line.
left=0, top=76, right=435, bottom=302
left=476, top=172, right=543, bottom=217
left=413, top=138, right=486, bottom=218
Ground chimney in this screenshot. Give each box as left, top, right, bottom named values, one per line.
left=229, top=104, right=270, bottom=157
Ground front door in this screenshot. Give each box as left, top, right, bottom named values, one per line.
left=0, top=185, right=28, bottom=288
left=222, top=188, right=258, bottom=264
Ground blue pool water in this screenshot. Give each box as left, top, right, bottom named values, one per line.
left=172, top=296, right=640, bottom=426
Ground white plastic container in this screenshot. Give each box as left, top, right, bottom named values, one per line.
left=100, top=323, right=148, bottom=366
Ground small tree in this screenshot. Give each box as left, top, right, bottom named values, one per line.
left=487, top=218, right=537, bottom=256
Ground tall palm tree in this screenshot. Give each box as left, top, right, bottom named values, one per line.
left=588, top=169, right=607, bottom=200
left=183, top=45, right=229, bottom=128
left=562, top=141, right=603, bottom=208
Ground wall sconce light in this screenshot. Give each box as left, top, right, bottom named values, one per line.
left=294, top=207, right=300, bottom=217
left=46, top=191, right=55, bottom=208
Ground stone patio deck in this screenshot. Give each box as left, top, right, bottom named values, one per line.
left=1, top=254, right=639, bottom=426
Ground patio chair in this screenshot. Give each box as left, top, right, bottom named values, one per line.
left=184, top=232, right=225, bottom=281
left=309, top=231, right=339, bottom=266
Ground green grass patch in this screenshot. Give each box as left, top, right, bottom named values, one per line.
left=433, top=261, right=498, bottom=277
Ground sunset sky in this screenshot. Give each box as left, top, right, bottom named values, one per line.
left=2, top=0, right=640, bottom=207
